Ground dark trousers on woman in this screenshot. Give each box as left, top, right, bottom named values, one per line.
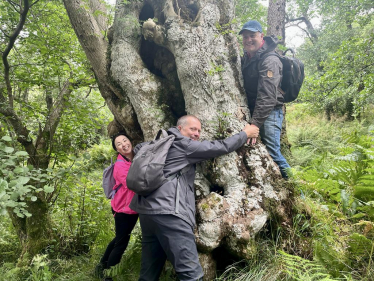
left=101, top=212, right=138, bottom=269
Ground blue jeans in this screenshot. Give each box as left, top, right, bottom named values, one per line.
left=260, top=107, right=290, bottom=178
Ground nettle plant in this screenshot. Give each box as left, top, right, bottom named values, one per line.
left=0, top=136, right=55, bottom=218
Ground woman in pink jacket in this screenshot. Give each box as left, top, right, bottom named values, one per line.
left=97, top=133, right=138, bottom=281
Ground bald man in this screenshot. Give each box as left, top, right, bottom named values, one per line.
left=130, top=115, right=258, bottom=281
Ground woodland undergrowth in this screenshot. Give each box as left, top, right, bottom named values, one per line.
left=216, top=103, right=374, bottom=281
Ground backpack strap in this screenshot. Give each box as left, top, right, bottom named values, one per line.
left=112, top=159, right=125, bottom=194
left=155, top=129, right=169, bottom=140
left=167, top=165, right=192, bottom=214
left=167, top=165, right=191, bottom=182
left=257, top=51, right=280, bottom=70
left=283, top=48, right=295, bottom=57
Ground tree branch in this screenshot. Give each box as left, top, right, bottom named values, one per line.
left=0, top=26, right=10, bottom=38
left=286, top=13, right=318, bottom=43
left=6, top=0, right=20, bottom=13
left=286, top=16, right=307, bottom=23
left=2, top=0, right=30, bottom=109
left=63, top=0, right=110, bottom=97
left=0, top=0, right=38, bottom=163
left=30, top=0, right=41, bottom=8
left=63, top=0, right=143, bottom=141
left=88, top=0, right=108, bottom=33
left=85, top=87, right=92, bottom=99
left=35, top=75, right=73, bottom=155
left=0, top=105, right=36, bottom=160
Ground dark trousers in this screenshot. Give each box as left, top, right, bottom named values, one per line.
left=138, top=214, right=204, bottom=281
left=101, top=212, right=138, bottom=268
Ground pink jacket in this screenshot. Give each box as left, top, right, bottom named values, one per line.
left=111, top=154, right=137, bottom=214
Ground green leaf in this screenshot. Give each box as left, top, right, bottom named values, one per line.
left=18, top=176, right=30, bottom=185
left=1, top=136, right=12, bottom=142
left=83, top=153, right=91, bottom=160
left=0, top=179, right=8, bottom=192
left=13, top=167, right=25, bottom=174
left=3, top=146, right=14, bottom=153
left=17, top=185, right=31, bottom=196
left=0, top=192, right=10, bottom=201
left=43, top=185, right=54, bottom=193
left=7, top=200, right=17, bottom=207
left=16, top=212, right=24, bottom=218
left=15, top=151, right=29, bottom=157
left=4, top=159, right=15, bottom=166
left=30, top=196, right=37, bottom=202
left=351, top=213, right=366, bottom=219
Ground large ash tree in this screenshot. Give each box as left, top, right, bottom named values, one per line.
left=64, top=0, right=292, bottom=276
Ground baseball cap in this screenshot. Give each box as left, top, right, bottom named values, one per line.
left=239, top=20, right=263, bottom=34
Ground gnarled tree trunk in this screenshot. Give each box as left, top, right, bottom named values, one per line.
left=64, top=0, right=292, bottom=278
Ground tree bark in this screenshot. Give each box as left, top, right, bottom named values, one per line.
left=65, top=0, right=292, bottom=277
left=267, top=0, right=286, bottom=44
left=63, top=0, right=143, bottom=141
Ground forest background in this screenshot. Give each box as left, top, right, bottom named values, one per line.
left=0, top=0, right=373, bottom=280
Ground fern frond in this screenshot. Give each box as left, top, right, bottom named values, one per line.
left=314, top=240, right=348, bottom=278
left=279, top=250, right=338, bottom=281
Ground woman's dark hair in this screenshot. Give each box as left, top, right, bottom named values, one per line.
left=111, top=132, right=132, bottom=151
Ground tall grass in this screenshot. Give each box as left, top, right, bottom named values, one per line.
left=215, top=104, right=374, bottom=281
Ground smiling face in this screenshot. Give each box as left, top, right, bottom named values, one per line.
left=114, top=135, right=133, bottom=159
left=178, top=116, right=201, bottom=141
left=242, top=30, right=264, bottom=56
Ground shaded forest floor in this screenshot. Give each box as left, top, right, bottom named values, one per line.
left=0, top=103, right=373, bottom=281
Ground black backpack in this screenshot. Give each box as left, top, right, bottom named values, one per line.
left=261, top=49, right=305, bottom=103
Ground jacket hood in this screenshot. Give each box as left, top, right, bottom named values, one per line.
left=168, top=127, right=184, bottom=139
left=256, top=35, right=278, bottom=58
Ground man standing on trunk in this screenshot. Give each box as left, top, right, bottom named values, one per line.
left=130, top=115, right=259, bottom=281
left=240, top=20, right=291, bottom=178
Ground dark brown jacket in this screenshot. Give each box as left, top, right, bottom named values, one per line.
left=241, top=36, right=284, bottom=128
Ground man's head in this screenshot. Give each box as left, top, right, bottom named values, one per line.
left=177, top=115, right=201, bottom=141
left=239, top=20, right=264, bottom=56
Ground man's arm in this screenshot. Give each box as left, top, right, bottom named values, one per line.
left=185, top=125, right=258, bottom=164
left=251, top=56, right=282, bottom=128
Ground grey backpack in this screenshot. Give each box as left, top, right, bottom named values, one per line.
left=102, top=158, right=124, bottom=199
left=126, top=129, right=175, bottom=196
